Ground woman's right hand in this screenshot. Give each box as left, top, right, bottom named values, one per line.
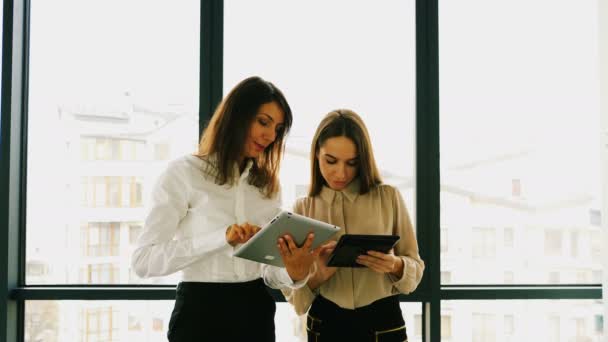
left=226, top=223, right=261, bottom=246
left=308, top=240, right=338, bottom=290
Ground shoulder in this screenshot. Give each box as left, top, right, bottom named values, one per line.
left=372, top=183, right=400, bottom=198
left=170, top=154, right=223, bottom=180
left=157, top=154, right=211, bottom=186
left=163, top=155, right=195, bottom=176
left=293, top=196, right=314, bottom=213
left=368, top=184, right=408, bottom=208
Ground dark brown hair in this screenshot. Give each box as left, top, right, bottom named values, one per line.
left=197, top=76, right=292, bottom=198
left=309, top=109, right=382, bottom=196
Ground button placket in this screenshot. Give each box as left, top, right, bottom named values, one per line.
left=233, top=179, right=246, bottom=278
left=335, top=192, right=355, bottom=308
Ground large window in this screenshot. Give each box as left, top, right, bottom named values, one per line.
left=444, top=300, right=604, bottom=341
left=440, top=0, right=603, bottom=285
left=19, top=1, right=200, bottom=339
left=25, top=0, right=200, bottom=286
left=24, top=301, right=172, bottom=342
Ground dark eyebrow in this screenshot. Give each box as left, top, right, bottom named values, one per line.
left=324, top=153, right=358, bottom=162
left=259, top=113, right=285, bottom=127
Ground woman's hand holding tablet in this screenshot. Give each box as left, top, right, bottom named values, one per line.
left=233, top=211, right=340, bottom=267
left=326, top=234, right=400, bottom=268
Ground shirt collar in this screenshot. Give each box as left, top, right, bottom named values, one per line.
left=235, top=159, right=254, bottom=180
left=319, top=179, right=360, bottom=204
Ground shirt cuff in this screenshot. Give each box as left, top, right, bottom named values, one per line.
left=279, top=267, right=311, bottom=290
left=388, top=256, right=410, bottom=284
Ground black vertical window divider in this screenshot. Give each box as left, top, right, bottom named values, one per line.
left=416, top=0, right=440, bottom=341
left=1, top=0, right=28, bottom=341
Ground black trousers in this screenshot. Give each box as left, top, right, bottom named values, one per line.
left=167, top=279, right=276, bottom=342
left=306, top=295, right=408, bottom=342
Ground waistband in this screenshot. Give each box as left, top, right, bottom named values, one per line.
left=176, top=278, right=267, bottom=296
left=311, top=295, right=402, bottom=321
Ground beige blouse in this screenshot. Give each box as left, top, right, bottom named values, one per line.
left=282, top=180, right=425, bottom=314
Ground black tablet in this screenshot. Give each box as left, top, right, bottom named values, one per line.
left=326, top=234, right=400, bottom=267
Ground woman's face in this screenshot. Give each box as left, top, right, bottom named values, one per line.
left=243, top=101, right=285, bottom=159
left=317, top=136, right=359, bottom=191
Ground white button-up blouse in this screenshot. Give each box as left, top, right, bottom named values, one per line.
left=131, top=154, right=300, bottom=289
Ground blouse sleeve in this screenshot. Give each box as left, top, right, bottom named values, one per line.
left=387, top=187, right=425, bottom=294
left=131, top=161, right=230, bottom=278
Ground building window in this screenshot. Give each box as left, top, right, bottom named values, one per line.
left=544, top=230, right=563, bottom=256
left=81, top=222, right=120, bottom=257
left=108, top=176, right=122, bottom=207
left=511, top=178, right=521, bottom=197
left=26, top=261, right=48, bottom=278
left=441, top=271, right=452, bottom=284
left=81, top=307, right=118, bottom=341
left=592, top=270, right=602, bottom=283
left=129, top=177, right=143, bottom=207
left=82, top=176, right=142, bottom=208
left=129, top=223, right=143, bottom=245
left=574, top=318, right=587, bottom=338
left=576, top=271, right=589, bottom=283
left=440, top=228, right=448, bottom=253
left=591, top=231, right=602, bottom=262
left=504, top=271, right=514, bottom=284
left=414, top=314, right=422, bottom=337
left=570, top=231, right=579, bottom=257
left=128, top=315, right=142, bottom=332
left=595, top=315, right=604, bottom=334
left=589, top=209, right=601, bottom=226
left=81, top=137, right=146, bottom=161
left=548, top=271, right=560, bottom=284
left=152, top=318, right=164, bottom=332
left=472, top=227, right=496, bottom=259
left=154, top=142, right=170, bottom=160
left=504, top=314, right=514, bottom=335
left=548, top=316, right=560, bottom=342
left=473, top=313, right=496, bottom=342
left=94, top=138, right=123, bottom=160
left=503, top=227, right=514, bottom=248
left=441, top=315, right=452, bottom=339
left=81, top=264, right=119, bottom=284
left=81, top=137, right=93, bottom=161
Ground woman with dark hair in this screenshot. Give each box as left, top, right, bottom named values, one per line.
left=281, top=109, right=425, bottom=342
left=132, top=76, right=317, bottom=342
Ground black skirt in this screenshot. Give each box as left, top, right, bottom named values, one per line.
left=306, top=295, right=408, bottom=342
left=167, top=278, right=276, bottom=342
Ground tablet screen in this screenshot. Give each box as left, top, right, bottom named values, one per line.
left=326, top=234, right=400, bottom=268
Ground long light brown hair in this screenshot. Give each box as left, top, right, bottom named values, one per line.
left=197, top=76, right=292, bottom=198
left=309, top=109, right=382, bottom=196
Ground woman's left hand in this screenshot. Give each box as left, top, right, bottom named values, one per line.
left=277, top=233, right=320, bottom=282
left=356, top=249, right=404, bottom=278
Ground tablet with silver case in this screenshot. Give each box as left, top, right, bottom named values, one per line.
left=233, top=211, right=340, bottom=267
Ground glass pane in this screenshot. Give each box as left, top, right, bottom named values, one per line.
left=442, top=300, right=604, bottom=341
left=25, top=301, right=422, bottom=342
left=25, top=301, right=173, bottom=342
left=225, top=0, right=417, bottom=218
left=440, top=0, right=603, bottom=284
left=26, top=0, right=200, bottom=284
